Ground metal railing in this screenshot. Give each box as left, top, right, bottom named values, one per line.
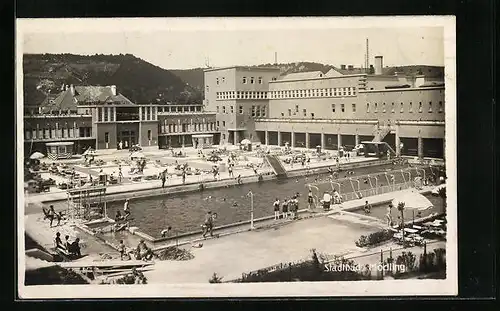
left=338, top=182, right=413, bottom=202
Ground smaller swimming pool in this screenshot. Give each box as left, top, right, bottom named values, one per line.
left=352, top=193, right=444, bottom=222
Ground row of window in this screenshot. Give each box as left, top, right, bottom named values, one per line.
left=97, top=107, right=116, bottom=122
left=160, top=122, right=217, bottom=134
left=216, top=76, right=266, bottom=85
left=25, top=127, right=92, bottom=140
left=158, top=106, right=203, bottom=113
left=277, top=101, right=444, bottom=118
left=141, top=106, right=157, bottom=121
left=215, top=87, right=356, bottom=100
left=216, top=91, right=268, bottom=100
left=97, top=107, right=158, bottom=122
left=269, top=87, right=356, bottom=99
left=216, top=105, right=267, bottom=117
left=365, top=101, right=444, bottom=113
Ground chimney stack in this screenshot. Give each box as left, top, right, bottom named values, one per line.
left=340, top=64, right=346, bottom=70
left=374, top=56, right=383, bottom=75
left=110, top=85, right=117, bottom=96
left=70, top=84, right=75, bottom=95
left=347, top=65, right=354, bottom=70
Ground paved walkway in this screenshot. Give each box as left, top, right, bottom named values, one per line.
left=24, top=149, right=377, bottom=208
left=142, top=216, right=374, bottom=284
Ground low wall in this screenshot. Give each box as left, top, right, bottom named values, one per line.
left=286, top=158, right=391, bottom=178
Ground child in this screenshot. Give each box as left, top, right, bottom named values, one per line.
left=119, top=240, right=127, bottom=260
left=282, top=199, right=289, bottom=219
left=273, top=198, right=280, bottom=220
left=307, top=190, right=314, bottom=210
left=364, top=201, right=372, bottom=214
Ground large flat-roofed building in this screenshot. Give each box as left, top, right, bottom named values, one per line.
left=23, top=85, right=217, bottom=157
left=204, top=66, right=281, bottom=145
left=204, top=56, right=446, bottom=159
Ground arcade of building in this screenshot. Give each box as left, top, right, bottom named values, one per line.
left=24, top=56, right=445, bottom=160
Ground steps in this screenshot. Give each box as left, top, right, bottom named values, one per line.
left=264, top=155, right=287, bottom=179
left=372, top=126, right=396, bottom=156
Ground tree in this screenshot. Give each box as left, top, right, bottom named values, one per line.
left=209, top=272, right=223, bottom=283
left=397, top=202, right=406, bottom=241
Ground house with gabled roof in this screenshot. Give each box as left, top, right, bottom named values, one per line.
left=23, top=84, right=217, bottom=157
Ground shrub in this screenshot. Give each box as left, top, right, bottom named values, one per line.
left=209, top=273, right=223, bottom=283
left=157, top=246, right=194, bottom=261
left=419, top=247, right=446, bottom=273
left=395, top=251, right=417, bottom=274
left=114, top=269, right=148, bottom=284
left=355, top=230, right=394, bottom=248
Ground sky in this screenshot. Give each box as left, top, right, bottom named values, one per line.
left=20, top=18, right=446, bottom=70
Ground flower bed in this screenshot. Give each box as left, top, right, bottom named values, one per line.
left=355, top=229, right=394, bottom=248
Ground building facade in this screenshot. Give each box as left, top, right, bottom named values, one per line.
left=23, top=85, right=217, bottom=157
left=203, top=56, right=446, bottom=159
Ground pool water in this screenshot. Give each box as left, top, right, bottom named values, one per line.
left=104, top=163, right=438, bottom=237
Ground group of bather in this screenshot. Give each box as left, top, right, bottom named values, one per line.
left=54, top=232, right=81, bottom=258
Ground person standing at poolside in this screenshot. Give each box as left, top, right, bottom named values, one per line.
left=282, top=199, right=289, bottom=219
left=123, top=199, right=130, bottom=217
left=291, top=195, right=299, bottom=219
left=202, top=211, right=214, bottom=238
left=386, top=204, right=393, bottom=227
left=322, top=191, right=331, bottom=211
left=161, top=171, right=166, bottom=188
left=307, top=189, right=314, bottom=210
left=119, top=240, right=126, bottom=260
left=118, top=165, right=123, bottom=183
left=273, top=198, right=280, bottom=220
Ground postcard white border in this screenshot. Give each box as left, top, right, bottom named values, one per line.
left=16, top=16, right=457, bottom=298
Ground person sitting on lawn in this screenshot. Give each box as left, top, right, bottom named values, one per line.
left=64, top=235, right=71, bottom=251
left=135, top=240, right=154, bottom=261
left=54, top=232, right=65, bottom=252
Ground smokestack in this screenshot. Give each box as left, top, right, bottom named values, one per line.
left=340, top=64, right=346, bottom=70
left=366, top=38, right=369, bottom=74
left=374, top=56, right=383, bottom=75
left=110, top=85, right=117, bottom=96
left=274, top=52, right=277, bottom=65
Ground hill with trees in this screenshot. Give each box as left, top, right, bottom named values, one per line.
left=23, top=54, right=444, bottom=107
left=23, top=53, right=203, bottom=106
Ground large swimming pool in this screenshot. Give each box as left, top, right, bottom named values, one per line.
left=104, top=163, right=438, bottom=237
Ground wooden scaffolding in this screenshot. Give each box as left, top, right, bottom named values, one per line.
left=66, top=186, right=107, bottom=222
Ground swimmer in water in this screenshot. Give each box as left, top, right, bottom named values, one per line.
left=232, top=202, right=238, bottom=207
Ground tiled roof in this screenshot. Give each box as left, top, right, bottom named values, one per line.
left=44, top=85, right=135, bottom=110
left=52, top=89, right=75, bottom=110
left=74, top=86, right=114, bottom=102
